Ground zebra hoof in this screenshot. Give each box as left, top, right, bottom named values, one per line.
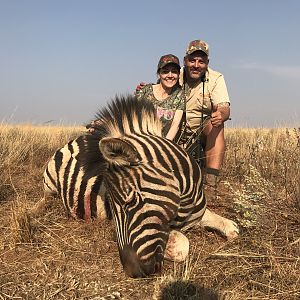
left=164, top=230, right=189, bottom=262
left=225, top=221, right=239, bottom=240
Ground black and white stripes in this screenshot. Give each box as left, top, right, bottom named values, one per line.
left=43, top=95, right=208, bottom=277
left=43, top=136, right=108, bottom=220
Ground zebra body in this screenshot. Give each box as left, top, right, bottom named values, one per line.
left=44, top=137, right=108, bottom=221
left=43, top=95, right=238, bottom=277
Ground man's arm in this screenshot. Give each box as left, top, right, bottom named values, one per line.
left=210, top=73, right=230, bottom=127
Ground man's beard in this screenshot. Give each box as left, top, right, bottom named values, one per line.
left=186, top=68, right=206, bottom=85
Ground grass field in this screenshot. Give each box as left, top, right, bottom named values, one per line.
left=0, top=124, right=299, bottom=300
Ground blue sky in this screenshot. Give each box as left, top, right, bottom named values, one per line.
left=0, top=0, right=299, bottom=127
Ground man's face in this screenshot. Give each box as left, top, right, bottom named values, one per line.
left=184, top=51, right=209, bottom=82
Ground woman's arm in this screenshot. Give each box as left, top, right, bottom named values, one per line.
left=165, top=110, right=184, bottom=140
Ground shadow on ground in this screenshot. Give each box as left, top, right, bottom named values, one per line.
left=160, top=280, right=219, bottom=300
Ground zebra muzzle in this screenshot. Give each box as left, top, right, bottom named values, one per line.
left=120, top=245, right=162, bottom=278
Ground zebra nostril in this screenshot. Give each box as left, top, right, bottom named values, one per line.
left=154, top=261, right=162, bottom=273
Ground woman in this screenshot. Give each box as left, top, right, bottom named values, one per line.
left=135, top=54, right=185, bottom=141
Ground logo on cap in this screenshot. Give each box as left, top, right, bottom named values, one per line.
left=186, top=40, right=209, bottom=56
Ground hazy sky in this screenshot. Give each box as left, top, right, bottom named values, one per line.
left=1, top=0, right=299, bottom=127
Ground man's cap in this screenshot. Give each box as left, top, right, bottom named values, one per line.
left=186, top=40, right=209, bottom=56
left=157, top=54, right=180, bottom=72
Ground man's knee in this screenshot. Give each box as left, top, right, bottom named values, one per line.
left=205, top=124, right=225, bottom=149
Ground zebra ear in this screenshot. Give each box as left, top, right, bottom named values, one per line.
left=99, top=137, right=140, bottom=166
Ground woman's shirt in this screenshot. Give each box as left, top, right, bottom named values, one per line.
left=136, top=84, right=185, bottom=137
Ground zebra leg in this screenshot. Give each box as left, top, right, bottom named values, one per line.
left=200, top=208, right=239, bottom=240
left=164, top=230, right=189, bottom=262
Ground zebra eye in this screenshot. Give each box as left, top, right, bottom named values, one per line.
left=124, top=188, right=135, bottom=203
left=122, top=189, right=144, bottom=211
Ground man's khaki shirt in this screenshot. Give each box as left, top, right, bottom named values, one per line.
left=179, top=67, right=230, bottom=134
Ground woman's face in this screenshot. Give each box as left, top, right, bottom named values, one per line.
left=158, top=64, right=180, bottom=89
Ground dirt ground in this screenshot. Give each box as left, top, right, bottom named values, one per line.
left=1, top=160, right=300, bottom=300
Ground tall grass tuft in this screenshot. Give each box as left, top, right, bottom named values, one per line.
left=0, top=124, right=83, bottom=201
left=11, top=197, right=35, bottom=244
left=224, top=127, right=300, bottom=228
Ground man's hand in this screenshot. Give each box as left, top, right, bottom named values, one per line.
left=211, top=103, right=230, bottom=127
left=135, top=82, right=146, bottom=93
left=211, top=110, right=223, bottom=127
left=86, top=119, right=103, bottom=134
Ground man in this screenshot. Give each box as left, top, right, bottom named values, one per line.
left=178, top=39, right=230, bottom=188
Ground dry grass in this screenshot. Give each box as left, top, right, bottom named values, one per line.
left=0, top=124, right=299, bottom=299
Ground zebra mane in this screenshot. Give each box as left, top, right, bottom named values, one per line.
left=81, top=95, right=162, bottom=173
left=92, top=95, right=162, bottom=138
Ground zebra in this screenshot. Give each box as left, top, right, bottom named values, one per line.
left=43, top=95, right=239, bottom=278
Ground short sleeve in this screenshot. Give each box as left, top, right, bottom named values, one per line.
left=135, top=87, right=146, bottom=100
left=210, top=74, right=230, bottom=105
left=172, top=88, right=185, bottom=110
left=135, top=84, right=153, bottom=101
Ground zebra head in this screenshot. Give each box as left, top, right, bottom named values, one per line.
left=86, top=96, right=190, bottom=277
left=99, top=135, right=182, bottom=277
